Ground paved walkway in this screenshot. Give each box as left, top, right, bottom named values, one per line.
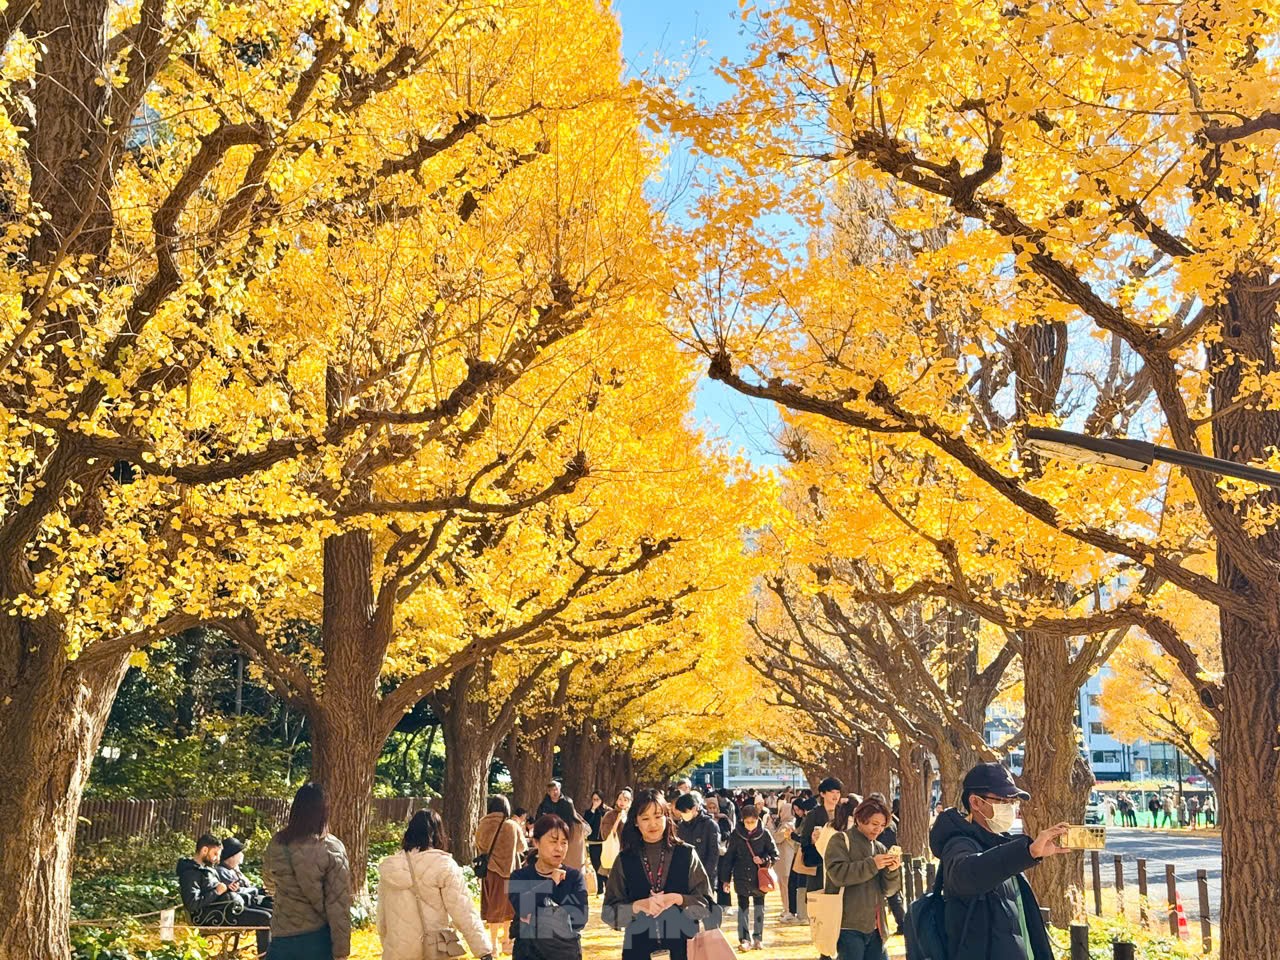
left=575, top=903, right=907, bottom=960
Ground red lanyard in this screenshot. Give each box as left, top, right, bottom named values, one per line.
left=641, top=847, right=668, bottom=891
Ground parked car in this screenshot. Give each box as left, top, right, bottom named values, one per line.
left=1085, top=790, right=1105, bottom=824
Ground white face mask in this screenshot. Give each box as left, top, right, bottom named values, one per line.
left=980, top=798, right=1017, bottom=834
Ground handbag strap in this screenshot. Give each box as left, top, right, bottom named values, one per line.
left=405, top=852, right=451, bottom=939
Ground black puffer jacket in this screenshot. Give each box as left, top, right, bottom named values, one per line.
left=677, top=810, right=721, bottom=882
left=721, top=824, right=779, bottom=897
left=928, top=809, right=1054, bottom=960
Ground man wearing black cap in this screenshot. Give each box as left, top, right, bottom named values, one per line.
left=928, top=762, right=1070, bottom=960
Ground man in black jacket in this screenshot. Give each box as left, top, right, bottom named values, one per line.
left=674, top=791, right=722, bottom=928
left=536, top=780, right=580, bottom=824
left=929, top=763, right=1070, bottom=960
left=177, top=834, right=248, bottom=927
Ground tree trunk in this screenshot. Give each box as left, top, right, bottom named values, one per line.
left=558, top=723, right=605, bottom=809
left=934, top=749, right=966, bottom=811
left=1020, top=630, right=1091, bottom=924
left=503, top=727, right=553, bottom=812
left=0, top=640, right=128, bottom=960
left=1208, top=279, right=1280, bottom=958
left=309, top=707, right=381, bottom=901
left=441, top=700, right=496, bottom=864
left=896, top=743, right=930, bottom=858
left=860, top=739, right=893, bottom=799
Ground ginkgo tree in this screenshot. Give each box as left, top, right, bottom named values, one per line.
left=0, top=0, right=763, bottom=956
left=666, top=0, right=1280, bottom=949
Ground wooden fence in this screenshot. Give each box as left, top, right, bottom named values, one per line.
left=77, top=796, right=435, bottom=844
left=901, top=850, right=1216, bottom=955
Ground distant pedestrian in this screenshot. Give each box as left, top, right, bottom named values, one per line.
left=1203, top=795, right=1216, bottom=827
left=476, top=796, right=527, bottom=954
left=771, top=800, right=802, bottom=923
left=584, top=791, right=611, bottom=896
left=674, top=793, right=721, bottom=898
left=722, top=804, right=779, bottom=951
left=1186, top=796, right=1200, bottom=830
left=1161, top=795, right=1176, bottom=828
left=1148, top=795, right=1161, bottom=828
left=1177, top=797, right=1189, bottom=828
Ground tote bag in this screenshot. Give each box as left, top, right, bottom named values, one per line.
left=600, top=817, right=623, bottom=871
left=688, top=923, right=737, bottom=960
left=807, top=890, right=843, bottom=958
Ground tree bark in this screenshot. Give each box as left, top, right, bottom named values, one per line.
left=896, top=742, right=930, bottom=858
left=309, top=513, right=386, bottom=899
left=309, top=706, right=381, bottom=901
left=1208, top=279, right=1280, bottom=958
left=503, top=726, right=554, bottom=812
left=0, top=642, right=128, bottom=960
left=1019, top=630, right=1091, bottom=923
left=859, top=738, right=893, bottom=799
left=557, top=721, right=605, bottom=808
left=440, top=684, right=496, bottom=864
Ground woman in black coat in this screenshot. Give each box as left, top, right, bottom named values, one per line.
left=602, top=789, right=716, bottom=960
left=720, top=805, right=778, bottom=951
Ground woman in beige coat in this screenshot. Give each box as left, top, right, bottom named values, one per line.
left=475, top=796, right=527, bottom=956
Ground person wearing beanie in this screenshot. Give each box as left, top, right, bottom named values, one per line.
left=210, top=836, right=273, bottom=954
left=929, top=762, right=1070, bottom=960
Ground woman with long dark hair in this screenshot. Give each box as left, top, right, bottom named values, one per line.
left=262, top=784, right=352, bottom=960
left=476, top=795, right=527, bottom=954
left=377, top=809, right=493, bottom=960
left=507, top=814, right=589, bottom=960
left=602, top=789, right=715, bottom=960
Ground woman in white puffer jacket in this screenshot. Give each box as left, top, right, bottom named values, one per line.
left=377, top=809, right=494, bottom=960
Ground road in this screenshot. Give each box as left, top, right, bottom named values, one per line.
left=1098, top=829, right=1222, bottom=922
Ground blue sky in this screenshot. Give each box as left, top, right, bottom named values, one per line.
left=614, top=0, right=785, bottom=466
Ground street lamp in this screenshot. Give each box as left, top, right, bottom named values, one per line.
left=1023, top=427, right=1280, bottom=487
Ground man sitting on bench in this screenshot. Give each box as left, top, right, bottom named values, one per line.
left=177, top=833, right=272, bottom=954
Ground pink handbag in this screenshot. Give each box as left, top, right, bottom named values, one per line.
left=689, top=924, right=737, bottom=960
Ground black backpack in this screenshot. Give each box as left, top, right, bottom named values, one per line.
left=904, top=866, right=975, bottom=960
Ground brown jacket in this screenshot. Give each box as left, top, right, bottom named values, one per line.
left=474, top=813, right=526, bottom=879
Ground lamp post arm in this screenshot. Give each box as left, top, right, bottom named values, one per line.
left=1152, top=445, right=1280, bottom=488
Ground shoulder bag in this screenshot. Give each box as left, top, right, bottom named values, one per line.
left=405, top=853, right=467, bottom=960
left=746, top=834, right=777, bottom=894
left=474, top=819, right=504, bottom=880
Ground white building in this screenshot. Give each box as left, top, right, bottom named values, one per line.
left=692, top=740, right=807, bottom=791
left=982, top=667, right=1204, bottom=783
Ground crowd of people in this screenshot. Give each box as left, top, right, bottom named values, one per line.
left=175, top=762, right=1077, bottom=960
